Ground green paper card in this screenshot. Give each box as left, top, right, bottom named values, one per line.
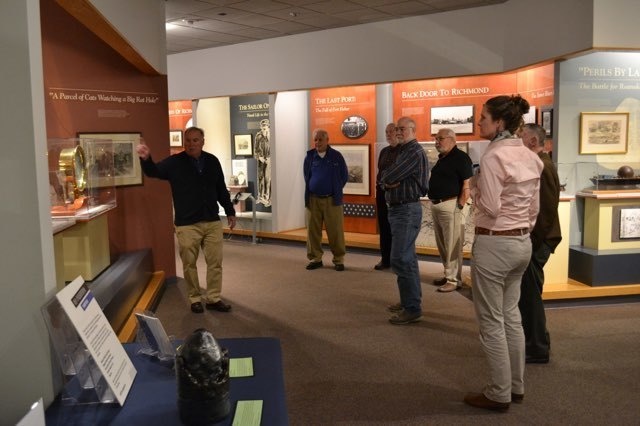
left=232, top=400, right=263, bottom=426
left=229, top=357, right=254, bottom=377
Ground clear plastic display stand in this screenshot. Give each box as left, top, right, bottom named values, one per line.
left=134, top=311, right=176, bottom=362
left=41, top=297, right=116, bottom=405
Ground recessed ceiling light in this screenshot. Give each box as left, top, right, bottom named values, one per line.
left=166, top=22, right=178, bottom=30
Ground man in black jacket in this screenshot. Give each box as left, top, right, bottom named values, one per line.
left=519, top=123, right=562, bottom=363
left=137, top=126, right=236, bottom=314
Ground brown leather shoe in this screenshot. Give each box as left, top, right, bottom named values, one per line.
left=464, top=392, right=509, bottom=412
left=437, top=282, right=459, bottom=292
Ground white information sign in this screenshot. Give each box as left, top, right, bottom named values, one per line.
left=56, top=276, right=137, bottom=405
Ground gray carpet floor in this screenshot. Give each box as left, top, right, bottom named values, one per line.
left=154, top=236, right=640, bottom=425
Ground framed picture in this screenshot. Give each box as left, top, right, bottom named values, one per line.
left=340, top=115, right=368, bottom=139
left=579, top=112, right=629, bottom=155
left=523, top=106, right=536, bottom=124
left=169, top=130, right=183, bottom=147
left=419, top=141, right=468, bottom=167
left=234, top=134, right=253, bottom=156
left=430, top=105, right=474, bottom=135
left=332, top=144, right=370, bottom=195
left=540, top=108, right=553, bottom=138
left=78, top=132, right=143, bottom=187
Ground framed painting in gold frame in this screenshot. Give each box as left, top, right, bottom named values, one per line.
left=579, top=112, right=629, bottom=154
left=78, top=132, right=143, bottom=187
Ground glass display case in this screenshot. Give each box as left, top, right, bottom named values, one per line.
left=48, top=138, right=116, bottom=219
left=571, top=161, right=640, bottom=192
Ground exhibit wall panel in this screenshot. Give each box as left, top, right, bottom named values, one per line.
left=557, top=52, right=640, bottom=169
left=196, top=97, right=232, bottom=176
left=272, top=91, right=308, bottom=233
left=0, top=1, right=55, bottom=423
left=544, top=199, right=572, bottom=284
left=41, top=0, right=175, bottom=277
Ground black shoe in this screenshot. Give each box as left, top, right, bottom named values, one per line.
left=526, top=355, right=549, bottom=364
left=374, top=261, right=390, bottom=271
left=334, top=264, right=345, bottom=271
left=190, top=302, right=204, bottom=313
left=511, top=393, right=524, bottom=404
left=306, top=261, right=323, bottom=270
left=205, top=300, right=232, bottom=312
left=432, top=277, right=448, bottom=286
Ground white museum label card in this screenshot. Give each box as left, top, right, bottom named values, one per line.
left=620, top=208, right=640, bottom=239
left=56, top=276, right=137, bottom=405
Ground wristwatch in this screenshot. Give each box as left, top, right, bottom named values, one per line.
left=59, top=145, right=87, bottom=197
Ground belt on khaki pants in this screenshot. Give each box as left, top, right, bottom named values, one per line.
left=475, top=227, right=529, bottom=236
left=430, top=196, right=457, bottom=205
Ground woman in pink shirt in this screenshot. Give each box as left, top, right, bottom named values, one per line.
left=464, top=95, right=543, bottom=412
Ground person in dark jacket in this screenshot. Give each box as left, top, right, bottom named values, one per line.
left=303, top=129, right=348, bottom=271
left=518, top=123, right=562, bottom=364
left=373, top=123, right=400, bottom=270
left=137, top=126, right=236, bottom=314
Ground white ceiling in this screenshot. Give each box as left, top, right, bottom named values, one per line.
left=165, top=0, right=508, bottom=54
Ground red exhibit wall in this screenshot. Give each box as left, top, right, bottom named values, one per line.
left=309, top=85, right=378, bottom=234
left=393, top=63, right=555, bottom=143
left=40, top=0, right=175, bottom=276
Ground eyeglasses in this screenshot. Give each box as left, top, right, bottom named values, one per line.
left=395, top=126, right=415, bottom=132
left=434, top=136, right=451, bottom=142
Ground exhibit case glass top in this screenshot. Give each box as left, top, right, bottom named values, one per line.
left=563, top=161, right=640, bottom=194
left=48, top=138, right=116, bottom=219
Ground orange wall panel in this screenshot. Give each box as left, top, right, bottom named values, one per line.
left=309, top=85, right=378, bottom=234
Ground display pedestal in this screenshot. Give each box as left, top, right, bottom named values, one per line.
left=61, top=213, right=110, bottom=281
left=571, top=190, right=640, bottom=286
left=543, top=197, right=572, bottom=284
left=579, top=190, right=640, bottom=250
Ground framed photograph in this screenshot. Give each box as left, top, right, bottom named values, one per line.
left=419, top=141, right=468, bottom=167
left=540, top=108, right=553, bottom=138
left=523, top=106, right=536, bottom=124
left=332, top=144, right=370, bottom=195
left=579, top=112, right=629, bottom=154
left=169, top=130, right=183, bottom=147
left=78, top=132, right=143, bottom=187
left=234, top=134, right=253, bottom=156
left=340, top=115, right=368, bottom=139
left=430, top=105, right=474, bottom=135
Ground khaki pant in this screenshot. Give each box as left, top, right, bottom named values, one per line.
left=306, top=196, right=345, bottom=265
left=471, top=234, right=531, bottom=402
left=431, top=199, right=468, bottom=284
left=175, top=221, right=224, bottom=304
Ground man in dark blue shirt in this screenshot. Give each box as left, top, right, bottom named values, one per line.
left=303, top=129, right=348, bottom=271
left=137, top=126, right=236, bottom=314
left=381, top=117, right=429, bottom=325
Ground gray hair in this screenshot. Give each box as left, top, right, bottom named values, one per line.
left=522, top=123, right=546, bottom=147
